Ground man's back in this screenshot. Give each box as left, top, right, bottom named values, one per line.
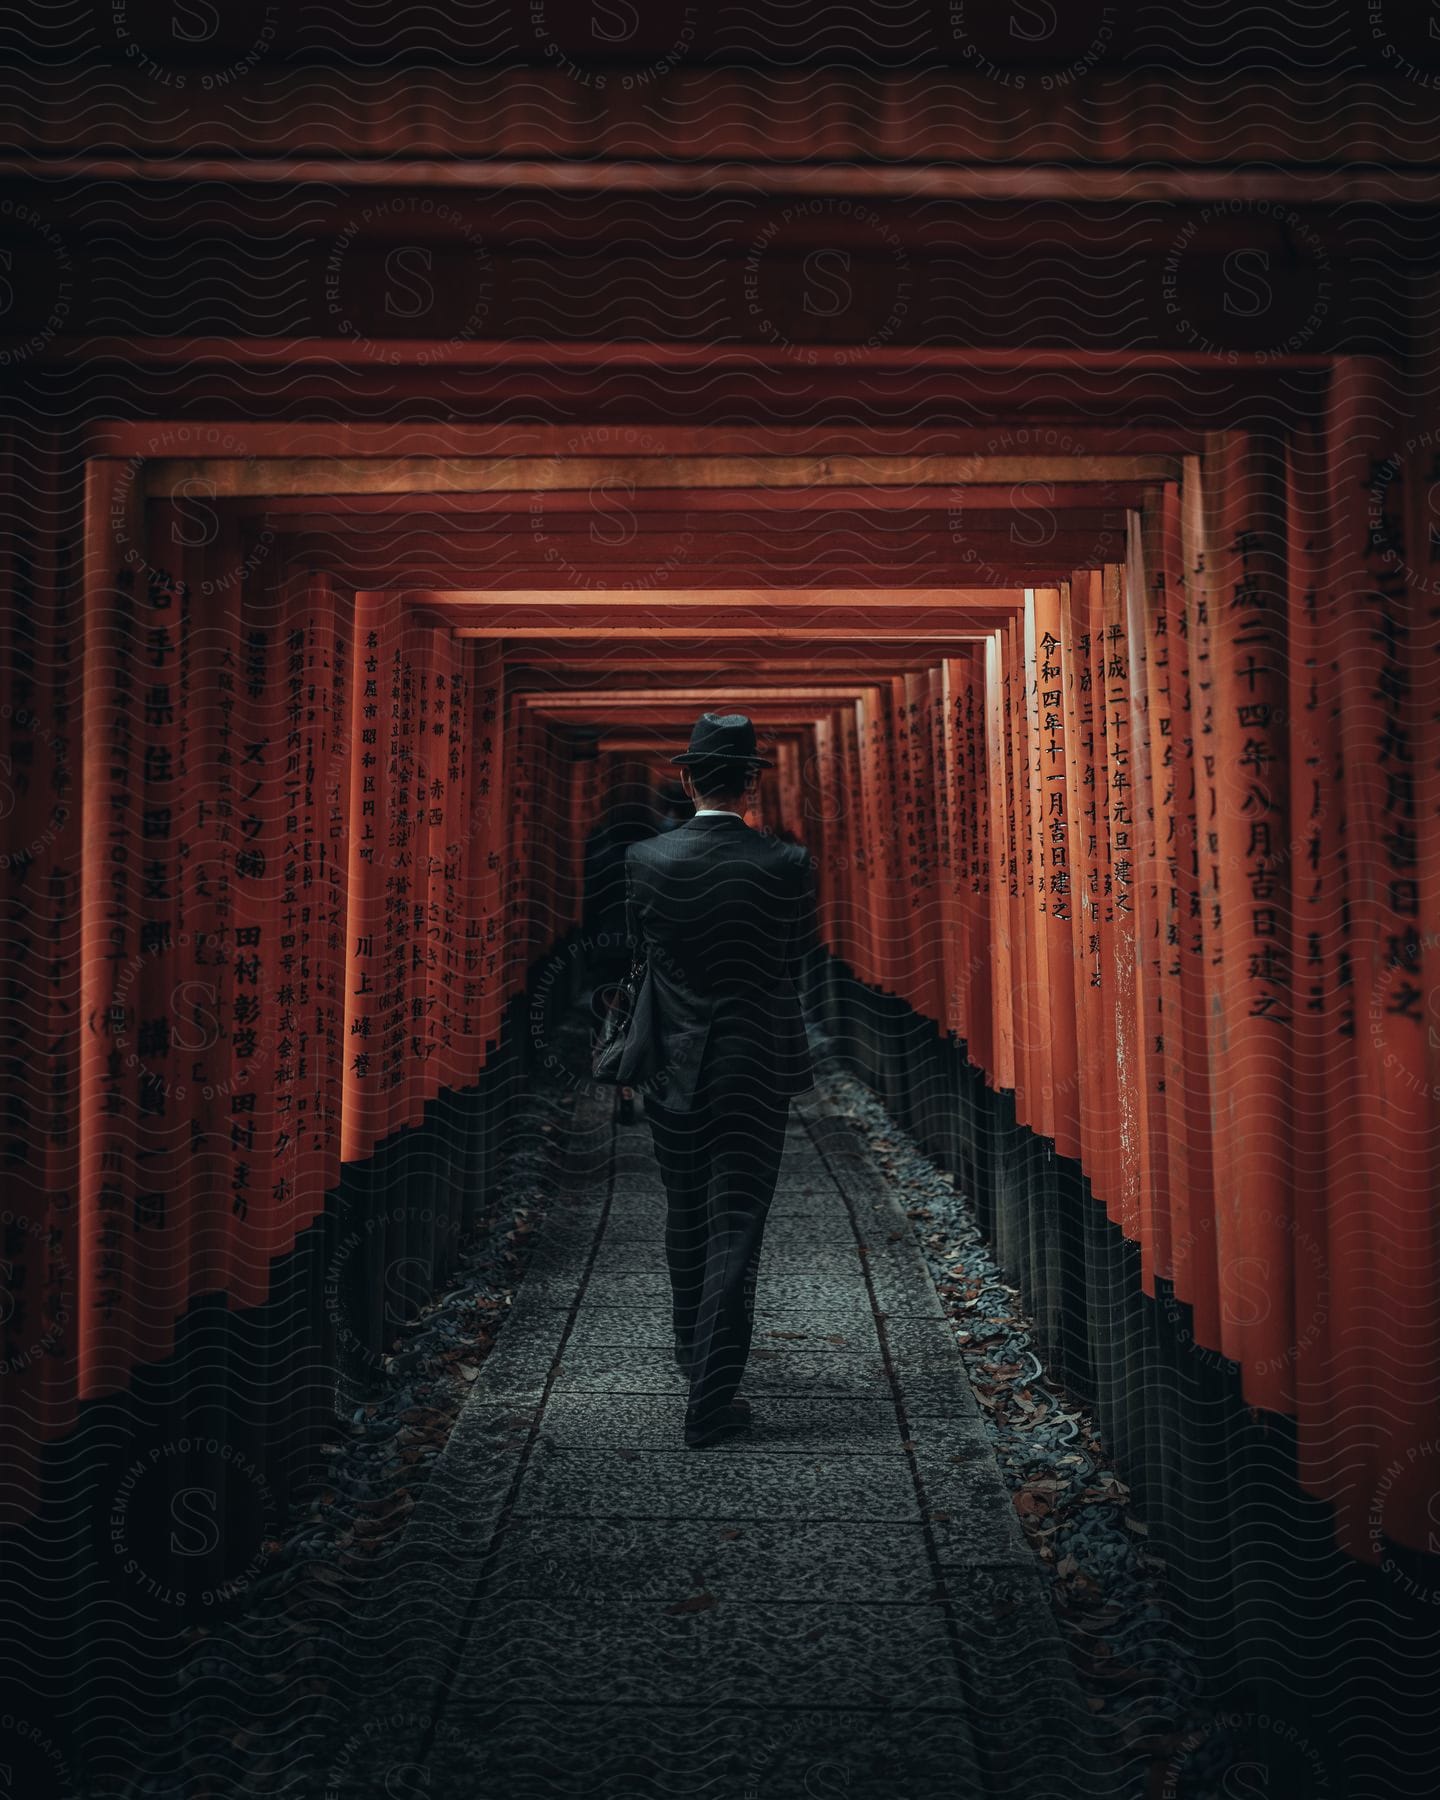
left=625, top=813, right=815, bottom=1109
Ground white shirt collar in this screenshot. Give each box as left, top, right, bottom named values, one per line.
left=693, top=808, right=744, bottom=817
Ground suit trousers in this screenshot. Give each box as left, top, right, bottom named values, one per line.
left=644, top=1070, right=791, bottom=1426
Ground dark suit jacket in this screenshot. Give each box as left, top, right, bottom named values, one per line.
left=622, top=813, right=816, bottom=1112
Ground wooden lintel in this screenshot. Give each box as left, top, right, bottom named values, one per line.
left=455, top=628, right=995, bottom=640
left=510, top=656, right=966, bottom=675
left=254, top=484, right=1153, bottom=517
left=523, top=687, right=872, bottom=706
left=143, top=454, right=1176, bottom=499
left=270, top=514, right=1129, bottom=540
left=85, top=422, right=1193, bottom=459
left=528, top=707, right=844, bottom=724
left=13, top=156, right=1440, bottom=208
left=42, top=334, right=1337, bottom=373
left=399, top=587, right=1027, bottom=610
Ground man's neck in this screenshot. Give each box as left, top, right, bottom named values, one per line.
left=693, top=805, right=745, bottom=818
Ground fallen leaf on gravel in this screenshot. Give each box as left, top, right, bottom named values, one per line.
left=400, top=1406, right=450, bottom=1427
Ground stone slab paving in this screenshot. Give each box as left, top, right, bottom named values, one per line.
left=329, top=1085, right=1107, bottom=1800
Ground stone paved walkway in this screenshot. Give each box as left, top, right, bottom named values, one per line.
left=327, top=1086, right=1106, bottom=1799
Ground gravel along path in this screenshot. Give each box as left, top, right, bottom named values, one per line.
left=808, top=1042, right=1235, bottom=1800
left=123, top=1015, right=593, bottom=1799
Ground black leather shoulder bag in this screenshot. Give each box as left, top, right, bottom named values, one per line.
left=591, top=954, right=654, bottom=1085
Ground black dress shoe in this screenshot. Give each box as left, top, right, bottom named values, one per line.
left=683, top=1398, right=752, bottom=1448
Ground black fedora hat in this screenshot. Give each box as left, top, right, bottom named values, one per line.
left=671, top=711, right=775, bottom=769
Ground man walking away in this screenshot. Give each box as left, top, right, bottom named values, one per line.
left=623, top=713, right=816, bottom=1447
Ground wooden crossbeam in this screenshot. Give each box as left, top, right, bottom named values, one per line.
left=86, top=422, right=1193, bottom=458
left=528, top=706, right=845, bottom=725
left=252, top=483, right=1152, bottom=517
left=511, top=655, right=958, bottom=676
left=296, top=563, right=1092, bottom=587
left=15, top=156, right=1440, bottom=207
left=405, top=597, right=1022, bottom=619
left=269, top=513, right=1128, bottom=542
left=526, top=687, right=873, bottom=706
left=144, top=453, right=1175, bottom=498
left=457, top=626, right=998, bottom=639
left=594, top=734, right=811, bottom=752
